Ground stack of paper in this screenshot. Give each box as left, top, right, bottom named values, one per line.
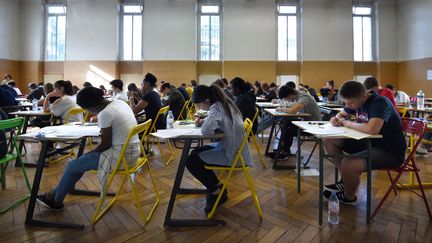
left=151, top=128, right=202, bottom=139
left=39, top=125, right=101, bottom=137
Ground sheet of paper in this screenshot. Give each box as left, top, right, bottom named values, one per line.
left=304, top=123, right=347, bottom=135
left=295, top=169, right=320, bottom=177
left=151, top=128, right=201, bottom=139
left=39, top=125, right=101, bottom=137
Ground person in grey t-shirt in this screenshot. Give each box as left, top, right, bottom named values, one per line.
left=273, top=86, right=322, bottom=157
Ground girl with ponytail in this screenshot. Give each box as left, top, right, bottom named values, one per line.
left=186, top=84, right=252, bottom=213
left=43, top=80, right=83, bottom=123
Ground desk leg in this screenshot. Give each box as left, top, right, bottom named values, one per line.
left=297, top=128, right=302, bottom=193
left=366, top=139, right=372, bottom=224
left=25, top=140, right=84, bottom=229
left=164, top=138, right=225, bottom=227
left=261, top=107, right=264, bottom=143
left=15, top=116, right=29, bottom=167
left=265, top=120, right=276, bottom=156
left=318, top=139, right=324, bottom=225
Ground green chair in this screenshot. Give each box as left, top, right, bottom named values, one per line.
left=0, top=117, right=32, bottom=213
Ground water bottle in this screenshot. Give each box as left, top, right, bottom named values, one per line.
left=166, top=110, right=174, bottom=129
left=32, top=98, right=38, bottom=111
left=416, top=90, right=425, bottom=110
left=328, top=192, right=340, bottom=225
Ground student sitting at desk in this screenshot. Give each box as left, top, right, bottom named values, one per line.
left=231, top=77, right=258, bottom=133
left=364, top=76, right=397, bottom=108
left=129, top=73, right=166, bottom=130
left=43, top=80, right=83, bottom=123
left=160, top=82, right=186, bottom=120
left=37, top=87, right=140, bottom=210
left=27, top=82, right=45, bottom=101
left=186, top=84, right=252, bottom=213
left=323, top=81, right=406, bottom=204
left=110, top=79, right=128, bottom=102
left=271, top=86, right=321, bottom=159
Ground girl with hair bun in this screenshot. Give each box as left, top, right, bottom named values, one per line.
left=37, top=86, right=141, bottom=210
left=43, top=80, right=83, bottom=123
left=186, top=84, right=252, bottom=213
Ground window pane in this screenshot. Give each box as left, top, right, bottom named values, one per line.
left=287, top=16, right=297, bottom=61
left=200, top=15, right=210, bottom=60
left=278, top=16, right=287, bottom=61
left=132, top=15, right=142, bottom=60
left=279, top=6, right=296, bottom=14
left=57, top=15, right=66, bottom=60
left=352, top=6, right=371, bottom=15
left=362, top=17, right=372, bottom=61
left=123, top=15, right=132, bottom=60
left=201, top=5, right=219, bottom=14
left=124, top=5, right=142, bottom=13
left=210, top=16, right=220, bottom=60
left=353, top=16, right=363, bottom=61
left=48, top=6, right=66, bottom=14
left=46, top=16, right=55, bottom=60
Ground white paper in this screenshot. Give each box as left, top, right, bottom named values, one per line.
left=304, top=123, right=347, bottom=135
left=151, top=128, right=201, bottom=139
left=295, top=168, right=320, bottom=177
left=39, top=125, right=100, bottom=137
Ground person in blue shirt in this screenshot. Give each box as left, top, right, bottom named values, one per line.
left=323, top=81, right=406, bottom=204
left=0, top=86, right=18, bottom=107
left=0, top=84, right=18, bottom=98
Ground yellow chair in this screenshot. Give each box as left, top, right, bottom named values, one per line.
left=177, top=100, right=191, bottom=121
left=397, top=107, right=408, bottom=118
left=92, top=119, right=160, bottom=225
left=147, top=106, right=174, bottom=166
left=204, top=118, right=263, bottom=219
left=250, top=108, right=265, bottom=168
left=48, top=107, right=87, bottom=164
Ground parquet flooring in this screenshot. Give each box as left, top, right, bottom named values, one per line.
left=0, top=137, right=431, bottom=242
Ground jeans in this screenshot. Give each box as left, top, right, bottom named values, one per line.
left=185, top=145, right=220, bottom=193
left=53, top=152, right=100, bottom=202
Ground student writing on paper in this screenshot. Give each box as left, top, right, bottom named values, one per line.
left=186, top=84, right=252, bottom=214
left=231, top=77, right=258, bottom=133
left=268, top=86, right=321, bottom=159
left=323, top=81, right=406, bottom=204
left=36, top=87, right=140, bottom=210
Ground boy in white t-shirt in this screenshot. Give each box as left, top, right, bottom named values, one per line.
left=37, top=87, right=140, bottom=210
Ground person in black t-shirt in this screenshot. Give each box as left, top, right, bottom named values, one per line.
left=27, top=82, right=45, bottom=101
left=0, top=87, right=18, bottom=107
left=323, top=81, right=406, bottom=204
left=130, top=73, right=166, bottom=130
left=231, top=77, right=257, bottom=133
left=160, top=82, right=186, bottom=120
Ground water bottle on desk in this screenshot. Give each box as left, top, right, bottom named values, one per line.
left=32, top=98, right=38, bottom=111
left=328, top=192, right=340, bottom=225
left=416, top=90, right=425, bottom=110
left=166, top=110, right=174, bottom=129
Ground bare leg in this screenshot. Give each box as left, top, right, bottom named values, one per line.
left=339, top=158, right=364, bottom=200
left=323, top=138, right=344, bottom=169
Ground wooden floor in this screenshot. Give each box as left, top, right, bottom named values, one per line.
left=1, top=136, right=432, bottom=243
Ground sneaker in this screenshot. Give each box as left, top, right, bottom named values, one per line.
left=323, top=190, right=357, bottom=205
left=416, top=145, right=428, bottom=155
left=204, top=189, right=228, bottom=213
left=324, top=180, right=344, bottom=192
left=36, top=194, right=64, bottom=211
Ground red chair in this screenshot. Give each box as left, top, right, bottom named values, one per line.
left=371, top=118, right=431, bottom=220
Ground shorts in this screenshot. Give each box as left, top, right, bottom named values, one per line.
left=342, top=139, right=404, bottom=171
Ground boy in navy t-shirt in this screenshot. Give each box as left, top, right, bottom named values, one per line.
left=323, top=81, right=406, bottom=204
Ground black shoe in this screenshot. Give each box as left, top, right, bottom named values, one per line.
left=267, top=151, right=293, bottom=160
left=323, top=190, right=357, bottom=205
left=324, top=180, right=344, bottom=192
left=204, top=189, right=228, bottom=213
left=36, top=194, right=64, bottom=211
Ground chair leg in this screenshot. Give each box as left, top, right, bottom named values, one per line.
left=387, top=170, right=398, bottom=196
left=251, top=133, right=265, bottom=168
left=207, top=164, right=238, bottom=219
left=92, top=174, right=127, bottom=225
left=413, top=167, right=432, bottom=219
left=242, top=165, right=263, bottom=219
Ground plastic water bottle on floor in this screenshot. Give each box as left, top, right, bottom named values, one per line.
left=167, top=110, right=174, bottom=129
left=416, top=90, right=425, bottom=110
left=32, top=98, right=38, bottom=111
left=328, top=192, right=339, bottom=225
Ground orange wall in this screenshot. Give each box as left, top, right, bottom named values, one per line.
left=301, top=61, right=355, bottom=89
left=223, top=61, right=276, bottom=83
left=398, top=58, right=432, bottom=96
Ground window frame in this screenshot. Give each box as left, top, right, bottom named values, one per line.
left=119, top=1, right=144, bottom=61
left=197, top=0, right=223, bottom=61
left=352, top=3, right=375, bottom=62
left=44, top=3, right=67, bottom=61
left=276, top=1, right=300, bottom=61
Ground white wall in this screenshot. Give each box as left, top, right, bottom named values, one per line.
left=143, top=0, right=196, bottom=60
left=302, top=0, right=353, bottom=61
left=376, top=0, right=398, bottom=61
left=398, top=0, right=432, bottom=61
left=19, top=0, right=44, bottom=61
left=66, top=0, right=118, bottom=60
left=223, top=0, right=276, bottom=60
left=0, top=0, right=20, bottom=60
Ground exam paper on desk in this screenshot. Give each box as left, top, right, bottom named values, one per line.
left=39, top=125, right=101, bottom=137
left=305, top=123, right=371, bottom=140
left=151, top=128, right=202, bottom=139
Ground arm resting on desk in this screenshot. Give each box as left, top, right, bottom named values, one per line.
left=342, top=118, right=383, bottom=135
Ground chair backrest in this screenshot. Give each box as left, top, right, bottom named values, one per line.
left=65, top=107, right=85, bottom=123
left=177, top=100, right=190, bottom=121
left=401, top=118, right=427, bottom=161
left=149, top=106, right=169, bottom=132
left=251, top=108, right=259, bottom=124
left=397, top=107, right=408, bottom=118
left=0, top=117, right=24, bottom=158
left=231, top=118, right=253, bottom=164
left=115, top=119, right=152, bottom=173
